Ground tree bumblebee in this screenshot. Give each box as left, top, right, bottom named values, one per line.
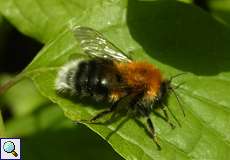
left=55, top=26, right=185, bottom=150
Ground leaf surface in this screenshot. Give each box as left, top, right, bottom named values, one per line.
left=0, top=0, right=230, bottom=159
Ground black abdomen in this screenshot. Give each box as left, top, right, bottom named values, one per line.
left=74, top=59, right=118, bottom=100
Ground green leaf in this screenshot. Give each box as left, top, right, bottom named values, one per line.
left=6, top=104, right=123, bottom=160
left=1, top=0, right=230, bottom=160
left=209, top=0, right=230, bottom=26
left=0, top=0, right=125, bottom=43
left=0, top=76, right=47, bottom=117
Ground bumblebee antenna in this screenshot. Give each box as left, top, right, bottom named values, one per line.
left=169, top=72, right=187, bottom=82
left=168, top=72, right=186, bottom=117
left=162, top=103, right=181, bottom=127
left=172, top=82, right=185, bottom=90
left=171, top=89, right=185, bottom=117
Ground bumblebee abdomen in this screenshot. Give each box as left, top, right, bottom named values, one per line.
left=56, top=59, right=119, bottom=100
left=74, top=60, right=110, bottom=97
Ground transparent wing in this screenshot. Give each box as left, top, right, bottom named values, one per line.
left=73, top=26, right=132, bottom=62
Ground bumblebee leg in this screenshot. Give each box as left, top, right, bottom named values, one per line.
left=90, top=94, right=130, bottom=123
left=146, top=117, right=161, bottom=150
left=90, top=100, right=119, bottom=122
left=130, top=93, right=161, bottom=149
left=153, top=109, right=175, bottom=129
left=162, top=108, right=175, bottom=129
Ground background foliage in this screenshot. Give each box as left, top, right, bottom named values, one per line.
left=0, top=0, right=230, bottom=160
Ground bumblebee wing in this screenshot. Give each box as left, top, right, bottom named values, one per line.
left=73, top=26, right=132, bottom=62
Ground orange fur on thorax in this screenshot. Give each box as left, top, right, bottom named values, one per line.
left=115, top=61, right=163, bottom=100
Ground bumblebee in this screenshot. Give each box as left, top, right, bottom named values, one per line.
left=56, top=26, right=185, bottom=149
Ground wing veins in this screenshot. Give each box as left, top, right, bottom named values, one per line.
left=73, top=26, right=132, bottom=62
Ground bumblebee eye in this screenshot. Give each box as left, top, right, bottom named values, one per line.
left=116, top=74, right=122, bottom=83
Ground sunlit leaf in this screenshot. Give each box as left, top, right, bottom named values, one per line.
left=0, top=0, right=230, bottom=160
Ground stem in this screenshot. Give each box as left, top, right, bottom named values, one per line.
left=0, top=74, right=23, bottom=96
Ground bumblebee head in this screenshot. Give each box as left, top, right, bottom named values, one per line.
left=155, top=73, right=186, bottom=116
left=156, top=80, right=171, bottom=105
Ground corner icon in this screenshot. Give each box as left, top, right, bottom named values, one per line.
left=1, top=138, right=21, bottom=160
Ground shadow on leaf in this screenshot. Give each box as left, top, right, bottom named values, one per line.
left=127, top=0, right=230, bottom=75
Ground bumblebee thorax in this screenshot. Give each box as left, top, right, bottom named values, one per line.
left=116, top=61, right=163, bottom=96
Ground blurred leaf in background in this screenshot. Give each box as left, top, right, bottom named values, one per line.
left=0, top=110, right=5, bottom=137
left=0, top=77, right=47, bottom=117
left=209, top=0, right=230, bottom=26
